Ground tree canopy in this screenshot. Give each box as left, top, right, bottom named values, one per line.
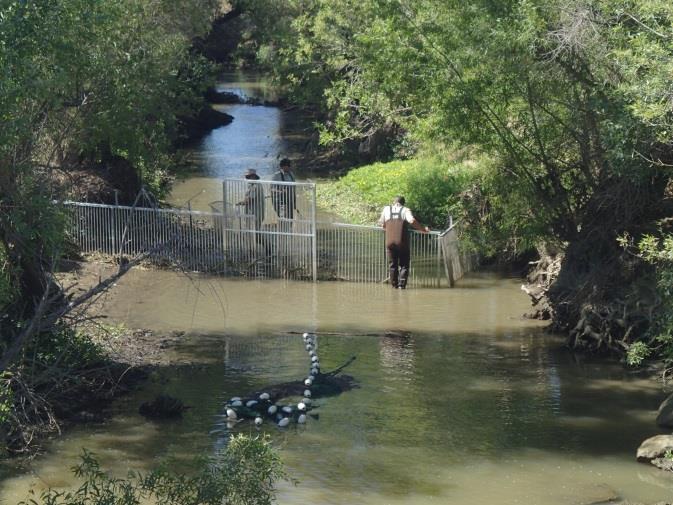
left=239, top=0, right=673, bottom=355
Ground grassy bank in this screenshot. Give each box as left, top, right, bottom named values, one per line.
left=316, top=152, right=479, bottom=229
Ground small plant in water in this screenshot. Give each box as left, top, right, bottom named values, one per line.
left=19, top=434, right=287, bottom=505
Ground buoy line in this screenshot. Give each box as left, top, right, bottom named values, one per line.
left=222, top=332, right=320, bottom=428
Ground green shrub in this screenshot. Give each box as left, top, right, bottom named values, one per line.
left=316, top=149, right=544, bottom=260
left=20, top=435, right=286, bottom=505
left=317, top=152, right=475, bottom=228
left=0, top=374, right=13, bottom=427
left=629, top=234, right=673, bottom=365
left=626, top=341, right=652, bottom=367
left=28, top=325, right=106, bottom=372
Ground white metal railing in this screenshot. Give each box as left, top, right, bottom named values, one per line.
left=62, top=194, right=472, bottom=286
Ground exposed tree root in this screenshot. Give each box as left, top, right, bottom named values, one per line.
left=521, top=239, right=661, bottom=355
left=521, top=245, right=562, bottom=320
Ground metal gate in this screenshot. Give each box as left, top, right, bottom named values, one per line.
left=215, top=178, right=317, bottom=281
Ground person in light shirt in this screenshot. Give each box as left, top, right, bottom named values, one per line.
left=378, top=196, right=430, bottom=289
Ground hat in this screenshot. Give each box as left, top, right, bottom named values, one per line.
left=244, top=168, right=260, bottom=180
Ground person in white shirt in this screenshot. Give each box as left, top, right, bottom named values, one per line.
left=378, top=196, right=430, bottom=289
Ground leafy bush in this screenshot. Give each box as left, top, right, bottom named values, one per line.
left=30, top=325, right=106, bottom=371
left=20, top=435, right=286, bottom=505
left=627, top=234, right=673, bottom=365
left=316, top=152, right=475, bottom=228
left=316, top=149, right=544, bottom=260
left=0, top=375, right=13, bottom=428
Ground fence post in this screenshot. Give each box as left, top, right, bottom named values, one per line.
left=111, top=191, right=119, bottom=258
left=311, top=183, right=318, bottom=282
left=222, top=180, right=228, bottom=269
left=436, top=234, right=441, bottom=288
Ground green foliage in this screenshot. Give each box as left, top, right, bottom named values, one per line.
left=29, top=325, right=106, bottom=371
left=0, top=0, right=219, bottom=345
left=0, top=374, right=14, bottom=427
left=20, top=435, right=286, bottom=505
left=317, top=149, right=545, bottom=258
left=317, top=153, right=473, bottom=228
left=626, top=341, right=651, bottom=367
left=631, top=234, right=673, bottom=364
left=243, top=0, right=673, bottom=241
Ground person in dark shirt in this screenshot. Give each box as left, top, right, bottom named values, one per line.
left=270, top=158, right=296, bottom=220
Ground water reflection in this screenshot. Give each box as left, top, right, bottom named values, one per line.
left=2, top=329, right=672, bottom=504
left=379, top=333, right=416, bottom=386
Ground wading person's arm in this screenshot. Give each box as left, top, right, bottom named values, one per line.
left=410, top=219, right=430, bottom=233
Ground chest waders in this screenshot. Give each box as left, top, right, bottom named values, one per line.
left=384, top=207, right=411, bottom=288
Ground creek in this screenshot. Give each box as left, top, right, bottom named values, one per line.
left=1, top=72, right=671, bottom=505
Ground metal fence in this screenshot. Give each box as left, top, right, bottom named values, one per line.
left=317, top=222, right=445, bottom=287
left=67, top=202, right=225, bottom=272
left=63, top=182, right=472, bottom=286
left=210, top=178, right=318, bottom=280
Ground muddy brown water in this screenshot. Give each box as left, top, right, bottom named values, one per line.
left=1, top=269, right=672, bottom=504
left=2, top=73, right=672, bottom=504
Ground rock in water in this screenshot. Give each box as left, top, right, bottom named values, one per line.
left=139, top=395, right=187, bottom=419
left=636, top=435, right=673, bottom=462
left=651, top=457, right=673, bottom=472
